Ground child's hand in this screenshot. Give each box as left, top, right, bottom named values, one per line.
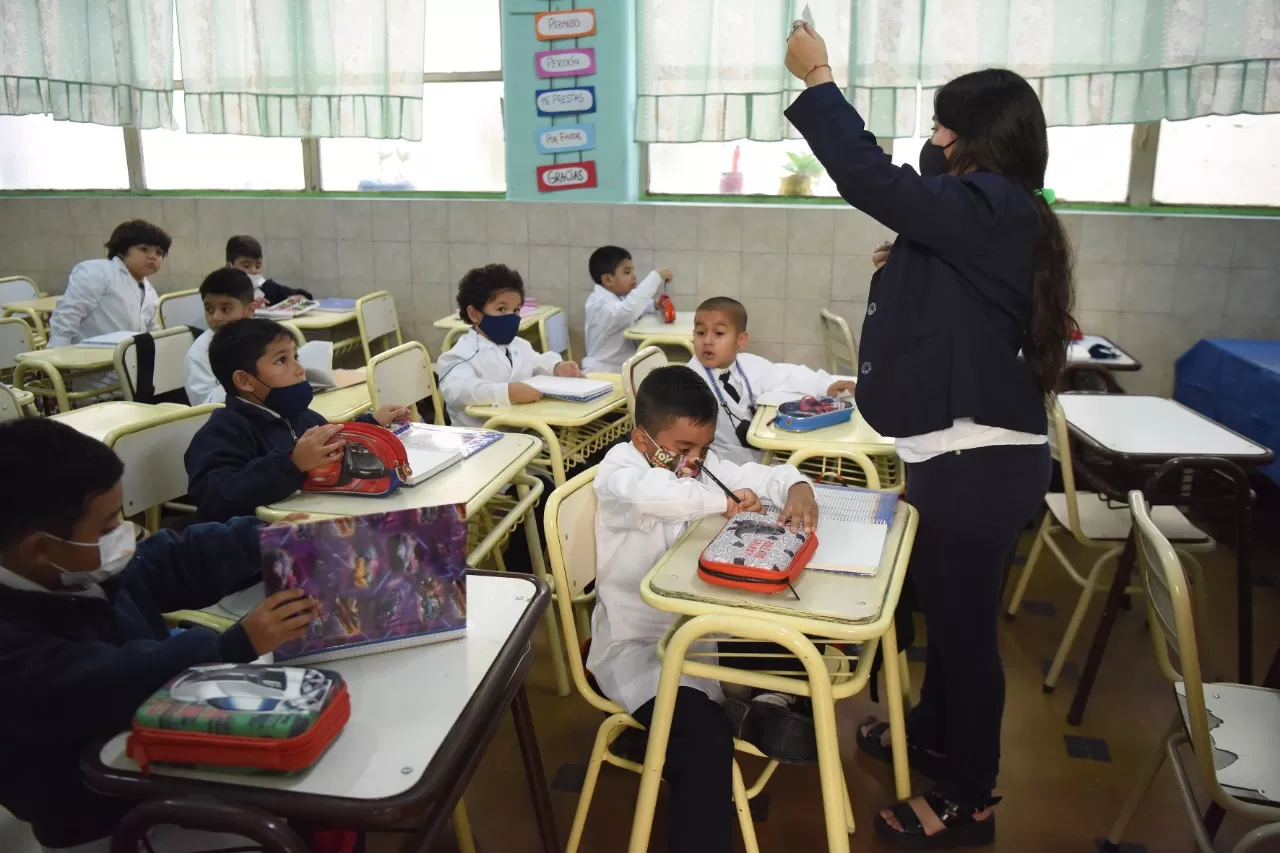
left=724, top=488, right=763, bottom=518
left=250, top=296, right=269, bottom=311
left=291, top=424, right=345, bottom=472
left=242, top=589, right=317, bottom=655
left=657, top=267, right=674, bottom=283
left=827, top=379, right=857, bottom=397
left=554, top=361, right=584, bottom=378
left=872, top=241, right=892, bottom=270
left=779, top=483, right=819, bottom=533
left=509, top=382, right=544, bottom=404
left=373, top=404, right=411, bottom=426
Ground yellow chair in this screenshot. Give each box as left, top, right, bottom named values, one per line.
left=113, top=327, right=196, bottom=403
left=106, top=404, right=220, bottom=532
left=1006, top=397, right=1214, bottom=691
left=819, top=309, right=858, bottom=376
left=544, top=468, right=778, bottom=853
left=621, top=345, right=667, bottom=420
left=0, top=276, right=39, bottom=305
left=541, top=308, right=574, bottom=361
left=1103, top=491, right=1280, bottom=853
left=368, top=341, right=445, bottom=425
left=0, top=316, right=36, bottom=379
left=355, top=291, right=403, bottom=364
left=786, top=446, right=882, bottom=491
left=157, top=289, right=206, bottom=330
left=0, top=383, right=25, bottom=423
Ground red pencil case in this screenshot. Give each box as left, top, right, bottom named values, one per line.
left=697, top=511, right=818, bottom=594
left=127, top=664, right=350, bottom=774
left=304, top=421, right=410, bottom=497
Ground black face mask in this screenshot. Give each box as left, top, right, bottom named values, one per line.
left=918, top=139, right=954, bottom=177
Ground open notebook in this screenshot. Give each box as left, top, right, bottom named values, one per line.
left=805, top=484, right=898, bottom=576
left=523, top=375, right=614, bottom=402
left=78, top=331, right=136, bottom=348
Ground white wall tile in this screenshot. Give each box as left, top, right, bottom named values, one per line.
left=1078, top=215, right=1130, bottom=263
left=336, top=239, right=373, bottom=283
left=414, top=281, right=456, bottom=330
left=1074, top=261, right=1125, bottom=311
left=1074, top=310, right=1121, bottom=341
left=131, top=198, right=165, bottom=231
left=302, top=239, right=337, bottom=283
left=741, top=253, right=787, bottom=298
left=833, top=209, right=889, bottom=254
left=262, top=198, right=302, bottom=240
left=787, top=208, right=835, bottom=255
left=786, top=253, right=833, bottom=301
left=99, top=198, right=136, bottom=234
left=1120, top=265, right=1176, bottom=313
left=698, top=207, right=742, bottom=252
left=411, top=241, right=450, bottom=287
left=332, top=200, right=372, bottom=243
left=1177, top=217, right=1235, bottom=267
left=652, top=205, right=700, bottom=250
left=370, top=200, right=410, bottom=242
left=741, top=208, right=789, bottom=254
left=831, top=255, right=874, bottom=301
left=1225, top=268, right=1280, bottom=318
left=1126, top=217, right=1182, bottom=265
left=1172, top=265, right=1228, bottom=317
left=1220, top=315, right=1279, bottom=339
left=408, top=200, right=449, bottom=242
left=528, top=245, right=570, bottom=293
left=629, top=249, right=655, bottom=278
left=264, top=238, right=303, bottom=281
left=567, top=247, right=594, bottom=299
left=784, top=299, right=824, bottom=345
left=66, top=198, right=102, bottom=237
left=526, top=202, right=571, bottom=245
left=297, top=199, right=336, bottom=240
left=448, top=201, right=488, bottom=243
left=448, top=242, right=489, bottom=284
left=1230, top=219, right=1280, bottom=269
left=373, top=242, right=412, bottom=284
left=740, top=297, right=786, bottom=344
left=221, top=199, right=266, bottom=241
left=486, top=202, right=529, bottom=245
left=662, top=250, right=700, bottom=296
left=487, top=243, right=529, bottom=276
left=566, top=204, right=612, bottom=248
left=696, top=251, right=742, bottom=298
left=160, top=198, right=199, bottom=239
left=611, top=205, right=654, bottom=249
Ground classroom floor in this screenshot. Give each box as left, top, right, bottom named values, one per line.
left=375, top=493, right=1280, bottom=853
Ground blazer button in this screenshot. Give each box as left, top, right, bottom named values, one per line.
left=860, top=361, right=872, bottom=376
left=867, top=302, right=877, bottom=316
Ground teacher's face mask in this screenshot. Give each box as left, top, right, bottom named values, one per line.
left=918, top=138, right=955, bottom=177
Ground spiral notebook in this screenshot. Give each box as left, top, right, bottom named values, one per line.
left=805, top=484, right=898, bottom=576
left=259, top=505, right=468, bottom=664
left=523, top=376, right=614, bottom=402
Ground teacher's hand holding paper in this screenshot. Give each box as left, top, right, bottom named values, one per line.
left=785, top=20, right=833, bottom=87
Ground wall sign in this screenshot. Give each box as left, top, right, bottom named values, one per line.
left=537, top=161, right=598, bottom=192
left=535, top=48, right=596, bottom=78
left=536, top=124, right=596, bottom=154
left=535, top=86, right=596, bottom=116
left=534, top=8, right=596, bottom=40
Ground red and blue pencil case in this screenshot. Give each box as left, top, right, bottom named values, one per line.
left=772, top=396, right=854, bottom=431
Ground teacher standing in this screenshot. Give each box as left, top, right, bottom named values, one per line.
left=783, top=23, right=1074, bottom=851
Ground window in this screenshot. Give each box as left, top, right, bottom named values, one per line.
left=424, top=0, right=502, bottom=74
left=0, top=115, right=128, bottom=190
left=1044, top=125, right=1133, bottom=203
left=648, top=140, right=847, bottom=197
left=1153, top=114, right=1280, bottom=207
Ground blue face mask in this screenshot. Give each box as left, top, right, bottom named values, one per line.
left=478, top=312, right=521, bottom=346
left=257, top=377, right=314, bottom=418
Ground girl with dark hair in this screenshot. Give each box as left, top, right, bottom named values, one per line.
left=784, top=23, right=1075, bottom=850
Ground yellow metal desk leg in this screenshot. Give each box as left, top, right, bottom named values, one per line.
left=517, top=475, right=570, bottom=698
left=881, top=618, right=912, bottom=800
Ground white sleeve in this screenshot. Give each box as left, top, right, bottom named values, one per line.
left=705, top=453, right=810, bottom=507
left=533, top=348, right=563, bottom=376
left=759, top=358, right=834, bottom=397
left=184, top=347, right=225, bottom=406
left=599, top=271, right=665, bottom=332
left=142, top=284, right=160, bottom=331
left=48, top=263, right=108, bottom=347
left=438, top=353, right=512, bottom=409
left=595, top=462, right=727, bottom=531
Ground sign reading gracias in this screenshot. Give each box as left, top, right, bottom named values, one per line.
left=537, top=161, right=598, bottom=192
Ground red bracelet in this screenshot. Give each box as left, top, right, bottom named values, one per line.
left=804, top=63, right=831, bottom=83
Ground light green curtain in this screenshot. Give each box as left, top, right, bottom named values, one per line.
left=174, top=0, right=427, bottom=139
left=638, top=0, right=1280, bottom=140
left=0, top=0, right=175, bottom=127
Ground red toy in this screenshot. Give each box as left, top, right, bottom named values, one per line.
left=656, top=293, right=676, bottom=324
left=304, top=422, right=410, bottom=497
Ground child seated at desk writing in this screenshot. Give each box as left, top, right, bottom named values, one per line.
left=581, top=245, right=672, bottom=374
left=694, top=297, right=857, bottom=465
left=184, top=318, right=409, bottom=523
left=226, top=234, right=312, bottom=305
left=589, top=365, right=819, bottom=853
left=184, top=267, right=257, bottom=405
left=0, top=419, right=318, bottom=853
left=436, top=263, right=582, bottom=427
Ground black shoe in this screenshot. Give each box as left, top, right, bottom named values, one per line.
left=739, top=693, right=818, bottom=764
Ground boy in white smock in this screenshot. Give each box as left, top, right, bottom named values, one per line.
left=581, top=245, right=671, bottom=374
left=184, top=268, right=257, bottom=405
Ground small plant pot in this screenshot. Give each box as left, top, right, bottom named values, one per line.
left=719, top=171, right=744, bottom=194
left=779, top=174, right=813, bottom=196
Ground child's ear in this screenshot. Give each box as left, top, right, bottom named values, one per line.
left=737, top=330, right=750, bottom=351
left=630, top=426, right=648, bottom=450
left=599, top=273, right=614, bottom=290
left=231, top=368, right=258, bottom=396
left=465, top=305, right=484, bottom=325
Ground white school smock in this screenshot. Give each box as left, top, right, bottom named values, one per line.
left=435, top=327, right=562, bottom=428
left=698, top=352, right=835, bottom=466
left=183, top=329, right=225, bottom=405
left=895, top=418, right=1047, bottom=463
left=47, top=257, right=159, bottom=348
left=581, top=270, right=664, bottom=375
left=587, top=441, right=809, bottom=714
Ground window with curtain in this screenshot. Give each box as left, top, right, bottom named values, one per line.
left=0, top=114, right=129, bottom=189
left=1154, top=115, right=1280, bottom=206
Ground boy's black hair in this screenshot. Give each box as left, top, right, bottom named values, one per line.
left=199, top=268, right=256, bottom=304
left=209, top=318, right=293, bottom=395
left=588, top=245, right=632, bottom=285
left=226, top=235, right=263, bottom=263
left=695, top=296, right=749, bottom=333
left=456, top=263, right=524, bottom=324
left=105, top=219, right=171, bottom=260
left=635, top=365, right=718, bottom=434
left=0, top=420, right=124, bottom=548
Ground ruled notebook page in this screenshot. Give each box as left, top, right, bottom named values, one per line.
left=807, top=485, right=897, bottom=576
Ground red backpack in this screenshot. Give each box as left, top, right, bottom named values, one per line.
left=303, top=422, right=410, bottom=497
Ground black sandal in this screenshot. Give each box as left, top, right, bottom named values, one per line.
left=874, top=790, right=1000, bottom=850
left=855, top=719, right=946, bottom=779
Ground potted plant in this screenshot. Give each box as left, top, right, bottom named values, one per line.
left=780, top=152, right=823, bottom=196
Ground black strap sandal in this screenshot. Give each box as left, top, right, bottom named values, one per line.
left=874, top=790, right=1000, bottom=850
left=855, top=719, right=946, bottom=779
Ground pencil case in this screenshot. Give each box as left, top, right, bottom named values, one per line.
left=127, top=664, right=350, bottom=774
left=304, top=421, right=410, bottom=496
left=697, top=510, right=818, bottom=594
left=772, top=396, right=854, bottom=432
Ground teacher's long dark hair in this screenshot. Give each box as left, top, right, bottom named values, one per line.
left=934, top=68, right=1077, bottom=394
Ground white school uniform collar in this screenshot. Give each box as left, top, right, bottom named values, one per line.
left=111, top=255, right=149, bottom=289
left=464, top=326, right=513, bottom=357
left=0, top=563, right=104, bottom=598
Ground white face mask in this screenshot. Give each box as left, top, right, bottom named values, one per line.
left=248, top=273, right=266, bottom=287
left=48, top=521, right=138, bottom=587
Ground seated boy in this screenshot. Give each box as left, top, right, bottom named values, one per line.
left=694, top=297, right=857, bottom=465
left=226, top=235, right=312, bottom=305
left=589, top=365, right=819, bottom=853
left=185, top=318, right=409, bottom=523
left=581, top=245, right=672, bottom=374
left=437, top=263, right=583, bottom=428
left=0, top=419, right=317, bottom=852
left=185, top=267, right=256, bottom=405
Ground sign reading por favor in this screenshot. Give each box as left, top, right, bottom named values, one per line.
left=535, top=86, right=596, bottom=116
left=534, top=8, right=596, bottom=40
left=536, top=124, right=596, bottom=154
left=537, top=161, right=598, bottom=193
left=535, top=48, right=596, bottom=78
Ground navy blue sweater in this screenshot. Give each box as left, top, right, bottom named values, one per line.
left=785, top=83, right=1047, bottom=439
left=185, top=396, right=376, bottom=523
left=0, top=518, right=263, bottom=847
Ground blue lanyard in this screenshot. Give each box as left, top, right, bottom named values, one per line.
left=704, top=363, right=756, bottom=414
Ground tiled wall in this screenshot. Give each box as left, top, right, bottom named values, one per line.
left=2, top=196, right=1278, bottom=396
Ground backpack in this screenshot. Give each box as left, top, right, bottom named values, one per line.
left=303, top=422, right=410, bottom=496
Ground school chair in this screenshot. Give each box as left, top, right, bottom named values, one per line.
left=1102, top=491, right=1280, bottom=853
left=0, top=275, right=38, bottom=305
left=0, top=316, right=36, bottom=381
left=280, top=320, right=307, bottom=349
left=1005, top=396, right=1214, bottom=692
left=368, top=340, right=445, bottom=425
left=542, top=308, right=573, bottom=361
left=622, top=345, right=667, bottom=419
left=0, top=383, right=24, bottom=423
left=157, top=288, right=207, bottom=330
left=355, top=290, right=403, bottom=364
left=543, top=467, right=780, bottom=853
left=113, top=327, right=197, bottom=403
left=819, top=309, right=858, bottom=376
left=107, top=404, right=220, bottom=532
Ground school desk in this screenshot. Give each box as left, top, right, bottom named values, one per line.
left=50, top=401, right=185, bottom=444
left=747, top=404, right=903, bottom=491
left=308, top=381, right=372, bottom=421
left=1062, top=333, right=1141, bottom=392
left=624, top=310, right=696, bottom=359
left=2, top=295, right=58, bottom=342
left=258, top=432, right=570, bottom=696
left=433, top=304, right=567, bottom=356
left=290, top=308, right=361, bottom=358
left=84, top=572, right=561, bottom=853
left=12, top=345, right=120, bottom=413
left=631, top=503, right=919, bottom=853
left=465, top=375, right=630, bottom=486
